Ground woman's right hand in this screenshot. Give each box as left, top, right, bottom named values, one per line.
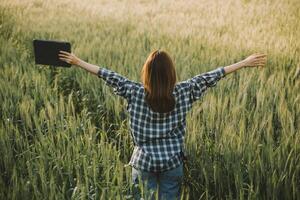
left=242, top=53, right=267, bottom=68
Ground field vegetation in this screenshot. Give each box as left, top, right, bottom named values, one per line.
left=0, top=0, right=299, bottom=199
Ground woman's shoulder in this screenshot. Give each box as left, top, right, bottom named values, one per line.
left=127, top=81, right=145, bottom=96
left=130, top=81, right=143, bottom=90
left=175, top=81, right=191, bottom=93
left=131, top=81, right=190, bottom=95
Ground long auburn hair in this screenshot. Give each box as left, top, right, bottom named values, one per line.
left=141, top=50, right=176, bottom=113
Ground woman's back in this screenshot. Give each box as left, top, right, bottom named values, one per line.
left=127, top=82, right=191, bottom=172
left=98, top=65, right=226, bottom=172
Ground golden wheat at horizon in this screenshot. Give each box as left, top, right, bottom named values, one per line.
left=0, top=0, right=299, bottom=199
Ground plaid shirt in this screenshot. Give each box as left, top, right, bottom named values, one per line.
left=97, top=66, right=226, bottom=172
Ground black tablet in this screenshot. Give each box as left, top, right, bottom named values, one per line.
left=33, top=39, right=71, bottom=67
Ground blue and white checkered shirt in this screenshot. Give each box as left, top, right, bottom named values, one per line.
left=97, top=66, right=226, bottom=172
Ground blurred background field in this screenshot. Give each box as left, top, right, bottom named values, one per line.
left=0, top=0, right=299, bottom=199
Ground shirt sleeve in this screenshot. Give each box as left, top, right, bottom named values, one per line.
left=185, top=66, right=226, bottom=103
left=97, top=67, right=134, bottom=100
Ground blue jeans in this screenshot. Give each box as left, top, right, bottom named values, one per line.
left=131, top=163, right=183, bottom=200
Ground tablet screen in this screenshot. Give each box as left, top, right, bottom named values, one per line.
left=33, top=39, right=71, bottom=67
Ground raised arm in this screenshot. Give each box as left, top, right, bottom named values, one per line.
left=58, top=51, right=135, bottom=100
left=224, top=53, right=267, bottom=75
left=179, top=53, right=267, bottom=103
left=58, top=50, right=99, bottom=75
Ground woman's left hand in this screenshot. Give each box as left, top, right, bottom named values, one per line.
left=58, top=50, right=81, bottom=66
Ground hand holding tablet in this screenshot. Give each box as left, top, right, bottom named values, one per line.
left=58, top=50, right=81, bottom=66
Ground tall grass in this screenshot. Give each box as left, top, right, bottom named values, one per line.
left=0, top=0, right=299, bottom=199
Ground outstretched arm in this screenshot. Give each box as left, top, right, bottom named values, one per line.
left=58, top=50, right=100, bottom=75
left=224, top=53, right=267, bottom=75
left=180, top=53, right=267, bottom=103
left=58, top=51, right=135, bottom=100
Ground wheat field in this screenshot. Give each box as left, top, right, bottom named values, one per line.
left=0, top=0, right=299, bottom=199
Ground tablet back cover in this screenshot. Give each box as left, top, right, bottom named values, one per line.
left=33, top=39, right=71, bottom=67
